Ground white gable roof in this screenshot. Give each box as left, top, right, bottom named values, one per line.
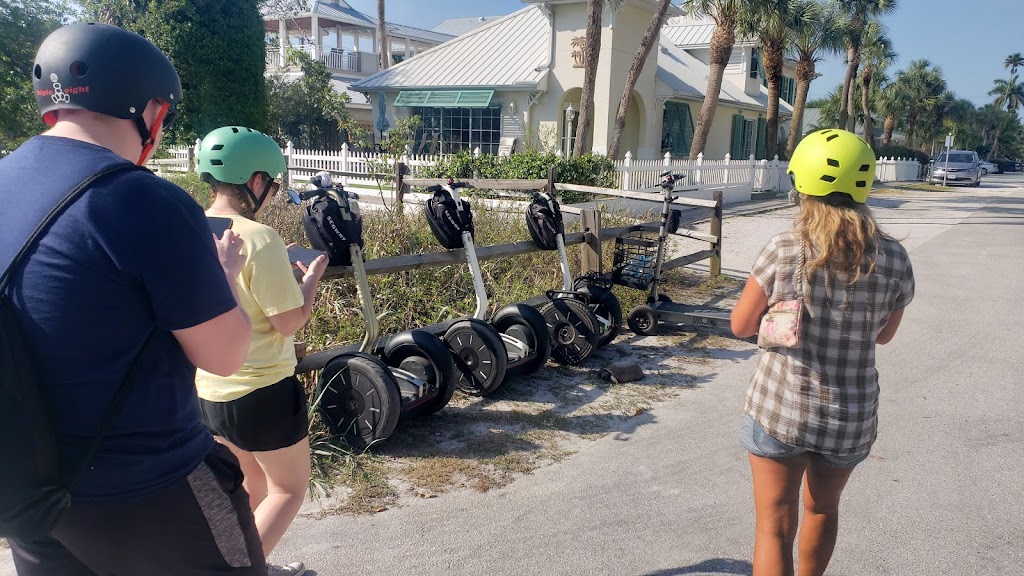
left=664, top=15, right=757, bottom=48
left=657, top=39, right=791, bottom=114
left=352, top=7, right=550, bottom=91
left=432, top=16, right=502, bottom=37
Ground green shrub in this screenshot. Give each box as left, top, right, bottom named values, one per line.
left=875, top=144, right=929, bottom=165
left=419, top=151, right=617, bottom=202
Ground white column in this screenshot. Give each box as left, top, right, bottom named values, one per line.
left=278, top=18, right=287, bottom=65
left=311, top=15, right=320, bottom=60
left=404, top=37, right=411, bottom=60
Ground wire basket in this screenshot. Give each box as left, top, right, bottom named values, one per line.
left=611, top=226, right=659, bottom=290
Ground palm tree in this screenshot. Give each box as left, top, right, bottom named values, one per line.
left=683, top=0, right=746, bottom=157
left=573, top=0, right=604, bottom=156
left=873, top=78, right=908, bottom=146
left=834, top=0, right=898, bottom=131
left=858, top=19, right=895, bottom=148
left=1005, top=53, right=1024, bottom=77
left=987, top=77, right=1024, bottom=159
left=893, top=59, right=945, bottom=148
left=990, top=76, right=1024, bottom=113
left=741, top=0, right=811, bottom=160
left=608, top=0, right=674, bottom=159
left=377, top=0, right=391, bottom=70
left=786, top=0, right=845, bottom=157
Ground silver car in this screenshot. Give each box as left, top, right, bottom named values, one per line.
left=929, top=150, right=981, bottom=186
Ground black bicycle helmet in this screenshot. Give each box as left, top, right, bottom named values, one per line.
left=33, top=23, right=181, bottom=153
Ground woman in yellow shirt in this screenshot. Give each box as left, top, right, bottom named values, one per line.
left=195, top=127, right=328, bottom=576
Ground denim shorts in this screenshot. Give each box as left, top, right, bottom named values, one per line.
left=739, top=413, right=870, bottom=469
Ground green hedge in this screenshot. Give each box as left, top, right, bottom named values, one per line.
left=875, top=144, right=929, bottom=165
left=418, top=151, right=617, bottom=202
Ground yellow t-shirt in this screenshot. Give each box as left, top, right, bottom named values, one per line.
left=196, top=215, right=304, bottom=402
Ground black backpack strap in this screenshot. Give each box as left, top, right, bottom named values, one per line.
left=68, top=327, right=157, bottom=490
left=0, top=163, right=140, bottom=291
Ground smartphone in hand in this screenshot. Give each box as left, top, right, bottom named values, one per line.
left=207, top=216, right=234, bottom=238
left=287, top=244, right=326, bottom=266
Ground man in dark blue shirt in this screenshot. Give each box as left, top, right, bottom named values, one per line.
left=3, top=23, right=267, bottom=576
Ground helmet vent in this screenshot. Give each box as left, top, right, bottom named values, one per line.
left=211, top=144, right=224, bottom=151
left=859, top=164, right=871, bottom=172
left=70, top=61, right=89, bottom=78
left=34, top=65, right=42, bottom=80
left=827, top=158, right=840, bottom=168
left=231, top=127, right=239, bottom=133
left=826, top=134, right=839, bottom=142
left=210, top=159, right=224, bottom=166
left=820, top=175, right=837, bottom=183
left=856, top=181, right=867, bottom=187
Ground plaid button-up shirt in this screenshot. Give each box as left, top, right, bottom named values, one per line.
left=745, top=230, right=915, bottom=456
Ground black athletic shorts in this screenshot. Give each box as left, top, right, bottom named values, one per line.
left=199, top=376, right=309, bottom=452
left=9, top=443, right=267, bottom=575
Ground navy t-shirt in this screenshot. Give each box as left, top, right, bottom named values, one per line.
left=0, top=136, right=237, bottom=500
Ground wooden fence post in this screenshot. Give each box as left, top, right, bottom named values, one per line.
left=546, top=164, right=558, bottom=195
left=621, top=151, right=632, bottom=191
left=710, top=190, right=723, bottom=277
left=580, top=208, right=603, bottom=274
left=395, top=161, right=408, bottom=207
left=284, top=141, right=294, bottom=188
left=192, top=138, right=201, bottom=173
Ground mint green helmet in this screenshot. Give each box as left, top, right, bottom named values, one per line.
left=197, top=126, right=286, bottom=185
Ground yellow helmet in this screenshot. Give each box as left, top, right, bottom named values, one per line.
left=788, top=129, right=876, bottom=204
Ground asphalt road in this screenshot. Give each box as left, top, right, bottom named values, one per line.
left=4, top=174, right=1022, bottom=576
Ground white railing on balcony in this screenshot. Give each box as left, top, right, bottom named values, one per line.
left=265, top=46, right=364, bottom=73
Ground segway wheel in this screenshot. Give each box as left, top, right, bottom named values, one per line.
left=492, top=303, right=552, bottom=378
left=443, top=318, right=509, bottom=396
left=316, top=353, right=401, bottom=450
left=575, top=283, right=623, bottom=348
left=382, top=329, right=458, bottom=419
left=538, top=298, right=599, bottom=365
left=627, top=305, right=659, bottom=336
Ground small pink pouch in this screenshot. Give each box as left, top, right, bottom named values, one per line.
left=757, top=299, right=803, bottom=349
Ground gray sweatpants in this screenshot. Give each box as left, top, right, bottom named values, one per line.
left=9, top=443, right=267, bottom=576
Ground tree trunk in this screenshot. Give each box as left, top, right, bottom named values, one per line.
left=845, top=51, right=861, bottom=133
left=762, top=44, right=783, bottom=160
left=838, top=45, right=857, bottom=129
left=607, top=0, right=672, bottom=159
left=786, top=57, right=815, bottom=158
left=883, top=115, right=895, bottom=145
left=377, top=0, right=391, bottom=70
left=989, top=123, right=1004, bottom=160
left=689, top=19, right=736, bottom=157
left=861, top=64, right=874, bottom=149
left=905, top=111, right=917, bottom=149
left=574, top=0, right=604, bottom=156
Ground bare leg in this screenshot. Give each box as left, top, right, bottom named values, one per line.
left=215, top=436, right=268, bottom=514
left=251, top=436, right=311, bottom=557
left=749, top=453, right=809, bottom=576
left=797, top=459, right=857, bottom=576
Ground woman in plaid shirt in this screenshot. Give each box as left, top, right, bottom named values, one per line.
left=731, top=129, right=915, bottom=576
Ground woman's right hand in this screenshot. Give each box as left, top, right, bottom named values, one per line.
left=214, top=229, right=245, bottom=280
left=296, top=254, right=329, bottom=285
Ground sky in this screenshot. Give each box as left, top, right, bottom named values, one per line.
left=352, top=0, right=1024, bottom=108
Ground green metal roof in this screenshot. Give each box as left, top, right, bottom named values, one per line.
left=394, top=90, right=495, bottom=108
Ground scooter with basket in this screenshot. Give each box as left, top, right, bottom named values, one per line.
left=289, top=173, right=458, bottom=449
left=421, top=179, right=551, bottom=394
left=618, top=171, right=735, bottom=336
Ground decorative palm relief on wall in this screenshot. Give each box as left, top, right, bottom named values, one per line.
left=571, top=37, right=586, bottom=68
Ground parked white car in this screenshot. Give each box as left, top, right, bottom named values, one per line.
left=979, top=160, right=999, bottom=175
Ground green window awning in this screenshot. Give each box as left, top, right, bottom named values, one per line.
left=394, top=90, right=495, bottom=108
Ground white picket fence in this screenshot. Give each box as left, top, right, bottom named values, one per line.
left=149, top=141, right=924, bottom=203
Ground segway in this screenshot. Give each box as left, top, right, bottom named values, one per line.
left=289, top=175, right=455, bottom=450
left=622, top=171, right=734, bottom=336
left=524, top=190, right=612, bottom=365
left=422, top=180, right=550, bottom=393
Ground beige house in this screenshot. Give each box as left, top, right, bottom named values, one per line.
left=352, top=0, right=796, bottom=160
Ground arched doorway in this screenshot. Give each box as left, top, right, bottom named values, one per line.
left=559, top=88, right=591, bottom=155
left=619, top=92, right=646, bottom=159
